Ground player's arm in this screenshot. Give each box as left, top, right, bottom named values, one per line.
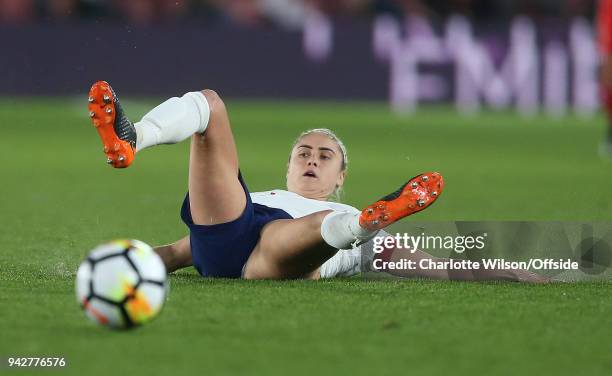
left=370, top=232, right=550, bottom=283
left=154, top=236, right=192, bottom=273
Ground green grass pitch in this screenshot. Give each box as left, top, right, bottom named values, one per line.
left=1, top=97, right=612, bottom=375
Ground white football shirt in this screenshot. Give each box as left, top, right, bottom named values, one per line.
left=250, top=189, right=360, bottom=218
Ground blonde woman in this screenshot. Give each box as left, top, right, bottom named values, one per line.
left=87, top=81, right=542, bottom=282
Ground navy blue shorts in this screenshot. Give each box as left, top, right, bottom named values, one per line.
left=180, top=172, right=293, bottom=278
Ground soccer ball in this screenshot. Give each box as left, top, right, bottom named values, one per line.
left=76, top=239, right=168, bottom=329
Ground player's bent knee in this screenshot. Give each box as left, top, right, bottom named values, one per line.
left=201, top=89, right=225, bottom=113
left=310, top=210, right=332, bottom=232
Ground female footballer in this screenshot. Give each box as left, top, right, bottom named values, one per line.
left=599, top=0, right=612, bottom=156
left=87, top=81, right=547, bottom=282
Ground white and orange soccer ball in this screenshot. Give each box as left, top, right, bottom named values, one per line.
left=76, top=239, right=168, bottom=329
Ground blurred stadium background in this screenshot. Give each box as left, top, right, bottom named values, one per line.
left=0, top=0, right=595, bottom=25
left=0, top=0, right=603, bottom=114
left=2, top=1, right=612, bottom=375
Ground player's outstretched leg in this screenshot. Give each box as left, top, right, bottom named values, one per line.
left=88, top=81, right=137, bottom=168
left=359, top=172, right=444, bottom=231
left=244, top=172, right=444, bottom=279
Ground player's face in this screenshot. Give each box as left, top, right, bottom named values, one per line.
left=286, top=133, right=345, bottom=200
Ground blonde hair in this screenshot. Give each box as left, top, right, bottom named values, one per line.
left=289, top=128, right=348, bottom=201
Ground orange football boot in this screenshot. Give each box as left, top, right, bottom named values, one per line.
left=359, top=172, right=444, bottom=231
left=88, top=81, right=136, bottom=168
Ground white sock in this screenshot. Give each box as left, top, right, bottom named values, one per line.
left=134, top=91, right=210, bottom=152
left=320, top=211, right=378, bottom=250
